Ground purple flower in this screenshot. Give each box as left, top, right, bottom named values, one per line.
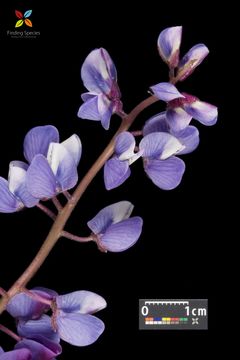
left=87, top=201, right=143, bottom=252
left=139, top=132, right=186, bottom=190
left=143, top=111, right=199, bottom=155
left=24, top=126, right=82, bottom=199
left=157, top=26, right=209, bottom=79
left=104, top=132, right=142, bottom=190
left=0, top=161, right=39, bottom=213
left=77, top=48, right=123, bottom=130
left=7, top=287, right=57, bottom=320
left=151, top=83, right=218, bottom=132
left=158, top=26, right=182, bottom=68
left=52, top=291, right=106, bottom=346
left=0, top=348, right=32, bottom=360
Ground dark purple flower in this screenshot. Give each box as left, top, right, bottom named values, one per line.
left=24, top=126, right=82, bottom=199
left=139, top=132, right=186, bottom=190
left=87, top=201, right=143, bottom=252
left=0, top=348, right=32, bottom=360
left=77, top=48, right=123, bottom=130
left=151, top=83, right=218, bottom=132
left=104, top=132, right=142, bottom=190
left=52, top=291, right=106, bottom=346
left=158, top=26, right=209, bottom=79
left=143, top=111, right=199, bottom=155
left=15, top=337, right=61, bottom=360
left=0, top=161, right=39, bottom=213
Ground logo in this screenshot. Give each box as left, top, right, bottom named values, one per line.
left=15, top=10, right=32, bottom=28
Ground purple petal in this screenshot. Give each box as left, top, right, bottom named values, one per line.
left=87, top=201, right=134, bottom=235
left=115, top=132, right=136, bottom=160
left=56, top=291, right=106, bottom=314
left=157, top=26, right=182, bottom=67
left=61, top=134, right=82, bottom=166
left=139, top=132, right=184, bottom=160
left=0, top=177, right=23, bottom=213
left=143, top=112, right=170, bottom=136
left=24, top=125, right=59, bottom=163
left=104, top=157, right=130, bottom=190
left=0, top=349, right=31, bottom=360
left=56, top=312, right=105, bottom=346
left=174, top=126, right=199, bottom=154
left=101, top=217, right=143, bottom=252
left=166, top=107, right=192, bottom=132
left=8, top=161, right=39, bottom=208
left=26, top=155, right=57, bottom=199
left=144, top=157, right=185, bottom=190
left=81, top=48, right=116, bottom=94
left=0, top=348, right=3, bottom=355
left=17, top=315, right=59, bottom=343
left=183, top=100, right=218, bottom=125
left=150, top=82, right=184, bottom=102
left=47, top=143, right=78, bottom=192
left=77, top=95, right=101, bottom=121
left=15, top=338, right=61, bottom=360
left=177, top=44, right=209, bottom=81
left=7, top=290, right=52, bottom=320
left=98, top=94, right=113, bottom=130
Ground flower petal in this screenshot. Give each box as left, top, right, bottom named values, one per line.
left=26, top=155, right=57, bottom=199
left=101, top=217, right=143, bottom=252
left=139, top=132, right=184, bottom=160
left=77, top=95, right=101, bottom=121
left=8, top=161, right=38, bottom=208
left=157, top=26, right=182, bottom=67
left=0, top=348, right=3, bottom=355
left=15, top=338, right=61, bottom=360
left=87, top=201, right=134, bottom=235
left=7, top=290, right=52, bottom=320
left=144, top=157, right=185, bottom=190
left=0, top=177, right=23, bottom=213
left=143, top=112, right=170, bottom=136
left=81, top=48, right=116, bottom=94
left=98, top=94, right=113, bottom=130
left=24, top=125, right=59, bottom=163
left=166, top=107, right=192, bottom=132
left=56, top=312, right=105, bottom=346
left=61, top=134, right=82, bottom=166
left=0, top=349, right=31, bottom=360
left=115, top=132, right=136, bottom=160
left=150, top=82, right=184, bottom=102
left=47, top=143, right=78, bottom=192
left=17, top=315, right=59, bottom=343
left=183, top=100, right=218, bottom=125
left=177, top=44, right=209, bottom=81
left=56, top=291, right=106, bottom=314
left=173, top=126, right=199, bottom=154
left=104, top=157, right=130, bottom=190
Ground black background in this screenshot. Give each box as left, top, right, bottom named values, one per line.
left=0, top=1, right=230, bottom=358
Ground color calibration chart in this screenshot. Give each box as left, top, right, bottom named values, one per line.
left=139, top=299, right=208, bottom=330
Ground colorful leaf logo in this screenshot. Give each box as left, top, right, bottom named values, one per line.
left=15, top=19, right=24, bottom=27
left=15, top=10, right=23, bottom=19
left=25, top=19, right=32, bottom=27
left=24, top=10, right=32, bottom=18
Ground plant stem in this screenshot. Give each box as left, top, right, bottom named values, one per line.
left=61, top=231, right=94, bottom=243
left=0, top=95, right=158, bottom=315
left=0, top=288, right=7, bottom=298
left=0, top=324, right=21, bottom=342
left=52, top=197, right=63, bottom=212
left=37, top=203, right=56, bottom=220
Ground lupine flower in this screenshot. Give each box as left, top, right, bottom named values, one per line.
left=143, top=112, right=199, bottom=155
left=151, top=83, right=218, bottom=132
left=87, top=201, right=143, bottom=252
left=24, top=126, right=82, bottom=199
left=104, top=132, right=142, bottom=190
left=14, top=337, right=61, bottom=359
left=77, top=48, right=123, bottom=130
left=0, top=161, right=39, bottom=213
left=157, top=26, right=182, bottom=68
left=52, top=290, right=106, bottom=346
left=18, top=315, right=60, bottom=343
left=139, top=132, right=186, bottom=190
left=157, top=26, right=209, bottom=80
left=0, top=348, right=32, bottom=360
